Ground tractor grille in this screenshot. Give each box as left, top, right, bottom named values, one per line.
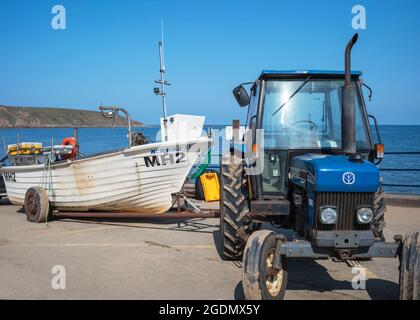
left=315, top=192, right=374, bottom=231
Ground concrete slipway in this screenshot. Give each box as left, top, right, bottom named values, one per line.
left=0, top=197, right=419, bottom=300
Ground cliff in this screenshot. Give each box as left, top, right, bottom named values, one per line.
left=0, top=105, right=143, bottom=128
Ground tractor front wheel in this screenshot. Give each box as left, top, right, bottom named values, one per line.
left=242, top=230, right=288, bottom=300
left=399, top=232, right=420, bottom=300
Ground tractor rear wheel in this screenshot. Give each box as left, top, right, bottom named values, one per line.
left=219, top=153, right=259, bottom=260
left=399, top=232, right=420, bottom=300
left=25, top=187, right=51, bottom=223
left=242, top=230, right=288, bottom=300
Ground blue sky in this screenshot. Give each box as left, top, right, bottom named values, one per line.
left=0, top=0, right=419, bottom=125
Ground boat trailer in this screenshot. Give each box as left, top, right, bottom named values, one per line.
left=50, top=191, right=221, bottom=220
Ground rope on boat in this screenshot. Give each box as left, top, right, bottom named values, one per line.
left=40, top=153, right=55, bottom=226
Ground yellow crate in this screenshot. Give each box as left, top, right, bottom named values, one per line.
left=7, top=143, right=43, bottom=156
left=199, top=172, right=220, bottom=202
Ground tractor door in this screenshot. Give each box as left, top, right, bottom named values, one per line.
left=245, top=82, right=263, bottom=200
left=246, top=83, right=260, bottom=132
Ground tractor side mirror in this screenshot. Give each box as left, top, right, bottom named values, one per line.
left=232, top=85, right=250, bottom=107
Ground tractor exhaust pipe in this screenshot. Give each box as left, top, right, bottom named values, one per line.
left=342, top=33, right=358, bottom=155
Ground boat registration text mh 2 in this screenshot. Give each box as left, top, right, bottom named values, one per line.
left=144, top=152, right=187, bottom=167
left=3, top=172, right=16, bottom=182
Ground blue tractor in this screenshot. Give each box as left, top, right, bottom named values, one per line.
left=219, top=34, right=420, bottom=300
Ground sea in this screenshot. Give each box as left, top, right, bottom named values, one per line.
left=0, top=125, right=419, bottom=195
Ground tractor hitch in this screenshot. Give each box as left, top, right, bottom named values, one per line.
left=274, top=237, right=400, bottom=260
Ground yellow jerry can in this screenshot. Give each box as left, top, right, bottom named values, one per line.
left=199, top=172, right=220, bottom=202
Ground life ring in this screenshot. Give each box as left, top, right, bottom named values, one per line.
left=61, top=137, right=77, bottom=159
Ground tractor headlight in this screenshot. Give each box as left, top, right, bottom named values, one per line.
left=319, top=207, right=338, bottom=225
left=357, top=207, right=373, bottom=224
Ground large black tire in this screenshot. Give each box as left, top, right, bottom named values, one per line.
left=24, top=187, right=51, bottom=223
left=399, top=232, right=420, bottom=300
left=219, top=154, right=258, bottom=260
left=242, top=230, right=288, bottom=300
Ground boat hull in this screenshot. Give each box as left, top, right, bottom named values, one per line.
left=1, top=138, right=211, bottom=213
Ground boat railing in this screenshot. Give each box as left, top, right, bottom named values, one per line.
left=99, top=106, right=132, bottom=148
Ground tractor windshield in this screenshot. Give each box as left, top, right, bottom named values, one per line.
left=262, top=79, right=371, bottom=150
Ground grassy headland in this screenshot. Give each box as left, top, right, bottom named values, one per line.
left=0, top=105, right=143, bottom=128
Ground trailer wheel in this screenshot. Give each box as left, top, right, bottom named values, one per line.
left=219, top=154, right=259, bottom=260
left=399, top=232, right=420, bottom=300
left=242, top=230, right=288, bottom=300
left=24, top=187, right=50, bottom=223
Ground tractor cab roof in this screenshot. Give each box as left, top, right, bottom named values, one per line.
left=259, top=70, right=362, bottom=79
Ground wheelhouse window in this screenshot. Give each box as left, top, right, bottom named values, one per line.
left=262, top=79, right=371, bottom=150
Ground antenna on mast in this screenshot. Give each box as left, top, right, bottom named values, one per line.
left=154, top=18, right=171, bottom=141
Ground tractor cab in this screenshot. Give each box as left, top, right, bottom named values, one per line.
left=230, top=67, right=386, bottom=240
left=243, top=70, right=379, bottom=197
left=246, top=70, right=384, bottom=197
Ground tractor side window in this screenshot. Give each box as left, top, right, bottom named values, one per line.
left=355, top=91, right=370, bottom=145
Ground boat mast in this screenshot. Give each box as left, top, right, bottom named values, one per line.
left=154, top=19, right=171, bottom=141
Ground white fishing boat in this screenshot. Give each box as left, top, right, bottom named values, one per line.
left=0, top=37, right=212, bottom=220
left=1, top=114, right=210, bottom=214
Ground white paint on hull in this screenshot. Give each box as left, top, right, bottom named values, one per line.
left=1, top=137, right=211, bottom=213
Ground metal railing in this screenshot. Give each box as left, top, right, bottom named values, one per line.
left=192, top=150, right=420, bottom=192
left=380, top=151, right=420, bottom=189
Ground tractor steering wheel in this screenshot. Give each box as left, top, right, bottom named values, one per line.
left=290, top=120, right=318, bottom=131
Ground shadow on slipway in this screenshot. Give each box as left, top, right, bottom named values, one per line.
left=212, top=227, right=398, bottom=300
left=51, top=216, right=219, bottom=234
left=232, top=259, right=399, bottom=300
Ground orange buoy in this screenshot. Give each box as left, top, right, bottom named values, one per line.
left=61, top=137, right=77, bottom=159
